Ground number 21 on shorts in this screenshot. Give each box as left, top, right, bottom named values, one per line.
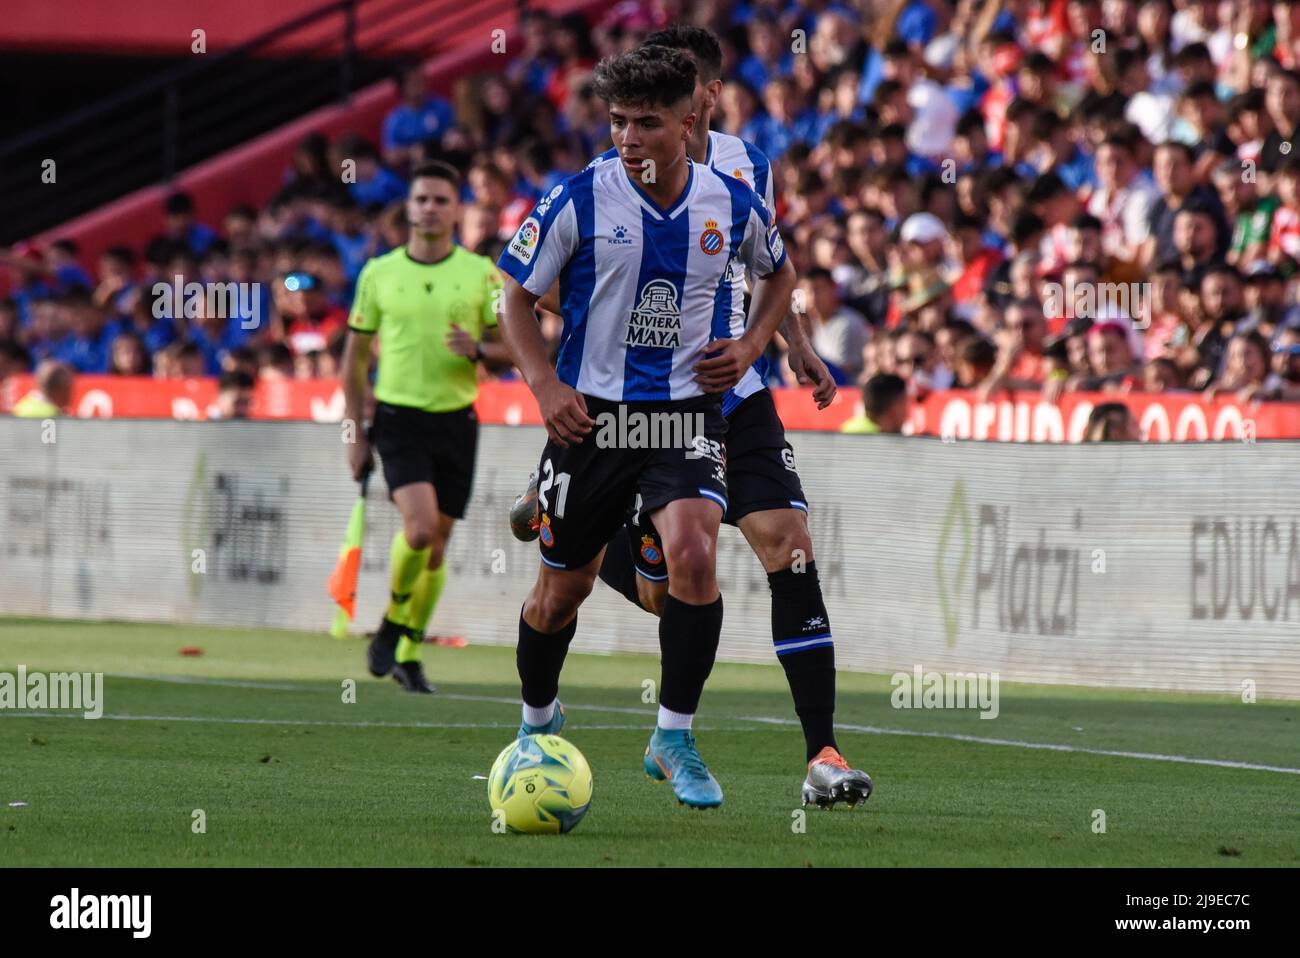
left=537, top=458, right=571, bottom=518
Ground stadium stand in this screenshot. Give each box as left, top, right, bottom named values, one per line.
left=5, top=0, right=1300, bottom=438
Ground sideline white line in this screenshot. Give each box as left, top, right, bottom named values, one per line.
left=5, top=712, right=673, bottom=732
left=95, top=672, right=1300, bottom=776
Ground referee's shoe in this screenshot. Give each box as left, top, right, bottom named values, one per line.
left=392, top=659, right=436, bottom=694
left=367, top=617, right=406, bottom=676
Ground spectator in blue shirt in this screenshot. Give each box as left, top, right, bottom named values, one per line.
left=335, top=135, right=408, bottom=208
left=188, top=307, right=250, bottom=376
left=737, top=15, right=794, bottom=95
left=1, top=244, right=57, bottom=325
left=158, top=192, right=218, bottom=258
left=93, top=245, right=138, bottom=317
left=744, top=77, right=821, bottom=160
left=48, top=239, right=94, bottom=292
left=506, top=10, right=557, bottom=97
left=382, top=64, right=455, bottom=170
left=896, top=0, right=939, bottom=48
left=55, top=289, right=113, bottom=374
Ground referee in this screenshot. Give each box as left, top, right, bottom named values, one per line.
left=343, top=160, right=510, bottom=692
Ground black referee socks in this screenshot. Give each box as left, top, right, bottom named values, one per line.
left=596, top=525, right=645, bottom=611
left=658, top=594, right=723, bottom=716
left=516, top=610, right=577, bottom=708
left=769, top=563, right=838, bottom=761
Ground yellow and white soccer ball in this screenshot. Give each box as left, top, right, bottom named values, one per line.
left=488, top=734, right=593, bottom=834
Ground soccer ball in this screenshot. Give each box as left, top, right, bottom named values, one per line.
left=488, top=734, right=593, bottom=834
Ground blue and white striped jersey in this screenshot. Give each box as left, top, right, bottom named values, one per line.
left=588, top=131, right=777, bottom=415
left=497, top=156, right=786, bottom=403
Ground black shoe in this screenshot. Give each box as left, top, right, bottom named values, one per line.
left=392, top=660, right=437, bottom=694
left=367, top=617, right=404, bottom=677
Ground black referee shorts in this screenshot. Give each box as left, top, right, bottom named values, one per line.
left=371, top=401, right=479, bottom=519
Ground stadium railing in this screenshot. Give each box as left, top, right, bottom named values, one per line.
left=2, top=0, right=607, bottom=255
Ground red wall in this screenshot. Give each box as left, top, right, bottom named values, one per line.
left=1, top=0, right=348, bottom=55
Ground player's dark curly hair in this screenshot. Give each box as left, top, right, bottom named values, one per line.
left=643, top=24, right=723, bottom=84
left=591, top=47, right=697, bottom=112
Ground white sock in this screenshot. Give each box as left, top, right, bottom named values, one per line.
left=657, top=705, right=693, bottom=730
left=522, top=699, right=555, bottom=727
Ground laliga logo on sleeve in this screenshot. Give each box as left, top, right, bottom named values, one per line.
left=699, top=219, right=725, bottom=255
left=508, top=217, right=540, bottom=264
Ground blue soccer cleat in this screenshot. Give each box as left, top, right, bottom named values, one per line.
left=517, top=701, right=566, bottom=739
left=643, top=728, right=723, bottom=808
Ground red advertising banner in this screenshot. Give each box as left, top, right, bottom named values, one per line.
left=4, top=375, right=1300, bottom=441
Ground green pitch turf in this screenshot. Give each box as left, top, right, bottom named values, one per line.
left=2, top=618, right=1297, bottom=867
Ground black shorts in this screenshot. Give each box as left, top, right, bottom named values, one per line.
left=371, top=401, right=478, bottom=519
left=630, top=388, right=807, bottom=580
left=535, top=394, right=728, bottom=572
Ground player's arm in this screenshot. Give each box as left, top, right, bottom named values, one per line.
left=695, top=195, right=798, bottom=393
left=495, top=182, right=594, bottom=446
left=695, top=257, right=796, bottom=393
left=499, top=277, right=593, bottom=447
left=782, top=306, right=837, bottom=409
left=341, top=329, right=374, bottom=480
left=343, top=261, right=380, bottom=480
left=536, top=280, right=561, bottom=315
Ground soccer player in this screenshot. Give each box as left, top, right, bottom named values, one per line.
left=512, top=27, right=873, bottom=808
left=342, top=160, right=510, bottom=693
left=497, top=47, right=797, bottom=808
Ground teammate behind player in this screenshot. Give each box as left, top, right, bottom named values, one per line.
left=513, top=26, right=873, bottom=808
left=497, top=47, right=797, bottom=808
left=342, top=161, right=510, bottom=693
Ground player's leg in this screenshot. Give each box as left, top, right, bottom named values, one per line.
left=725, top=390, right=872, bottom=806
left=516, top=553, right=601, bottom=736
left=641, top=495, right=726, bottom=808
left=369, top=481, right=438, bottom=677
left=367, top=403, right=438, bottom=676
left=392, top=405, right=479, bottom=691
left=636, top=403, right=729, bottom=809
left=517, top=410, right=638, bottom=736
left=391, top=511, right=456, bottom=693
left=595, top=509, right=668, bottom=615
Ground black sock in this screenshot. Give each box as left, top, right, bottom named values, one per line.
left=516, top=609, right=577, bottom=708
left=658, top=594, right=723, bottom=716
left=597, top=525, right=645, bottom=610
left=770, top=563, right=837, bottom=761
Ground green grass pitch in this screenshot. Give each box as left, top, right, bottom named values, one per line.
left=2, top=618, right=1298, bottom=867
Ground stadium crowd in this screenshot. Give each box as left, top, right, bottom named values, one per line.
left=6, top=0, right=1300, bottom=431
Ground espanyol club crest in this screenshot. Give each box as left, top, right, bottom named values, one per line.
left=640, top=535, right=663, bottom=566
left=699, top=219, right=725, bottom=255
left=539, top=513, right=554, bottom=547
